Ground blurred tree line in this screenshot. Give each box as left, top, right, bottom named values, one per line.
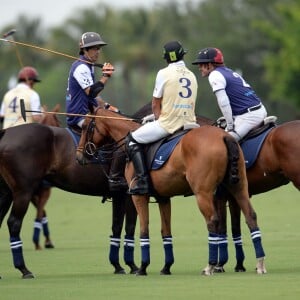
left=0, top=0, right=299, bottom=125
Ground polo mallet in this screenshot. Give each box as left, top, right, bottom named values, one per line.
left=20, top=99, right=135, bottom=122
left=0, top=37, right=104, bottom=68
left=2, top=29, right=24, bottom=68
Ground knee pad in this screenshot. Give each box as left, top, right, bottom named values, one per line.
left=125, top=132, right=141, bottom=159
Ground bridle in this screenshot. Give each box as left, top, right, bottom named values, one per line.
left=80, top=117, right=127, bottom=163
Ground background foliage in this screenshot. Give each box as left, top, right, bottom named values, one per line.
left=0, top=0, right=299, bottom=124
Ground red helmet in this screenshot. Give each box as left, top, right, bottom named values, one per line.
left=192, top=47, right=224, bottom=65
left=18, top=66, right=41, bottom=82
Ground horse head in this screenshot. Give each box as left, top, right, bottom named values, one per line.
left=76, top=107, right=139, bottom=165
left=40, top=104, right=61, bottom=127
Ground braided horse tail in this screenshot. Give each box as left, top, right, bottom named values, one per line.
left=223, top=135, right=240, bottom=184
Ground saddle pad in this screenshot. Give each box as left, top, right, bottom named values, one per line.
left=66, top=127, right=81, bottom=146
left=241, top=127, right=274, bottom=169
left=151, top=134, right=184, bottom=170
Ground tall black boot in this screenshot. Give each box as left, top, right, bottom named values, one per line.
left=108, top=150, right=128, bottom=192
left=125, top=133, right=150, bottom=195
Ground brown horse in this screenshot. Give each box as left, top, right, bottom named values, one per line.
left=76, top=107, right=267, bottom=276
left=136, top=103, right=300, bottom=272
left=212, top=119, right=300, bottom=271
left=0, top=112, right=140, bottom=279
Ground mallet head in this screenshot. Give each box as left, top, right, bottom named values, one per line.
left=3, top=29, right=17, bottom=38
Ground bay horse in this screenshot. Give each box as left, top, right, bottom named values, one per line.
left=0, top=109, right=145, bottom=278
left=76, top=107, right=267, bottom=276
left=212, top=118, right=300, bottom=271
left=134, top=103, right=300, bottom=272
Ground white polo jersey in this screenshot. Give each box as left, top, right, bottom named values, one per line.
left=154, top=61, right=198, bottom=133
left=0, top=83, right=41, bottom=128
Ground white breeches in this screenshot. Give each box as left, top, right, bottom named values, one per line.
left=231, top=105, right=267, bottom=141
left=131, top=120, right=169, bottom=144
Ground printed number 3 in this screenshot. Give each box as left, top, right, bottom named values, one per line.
left=179, top=77, right=192, bottom=98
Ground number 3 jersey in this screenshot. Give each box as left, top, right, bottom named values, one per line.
left=153, top=61, right=198, bottom=134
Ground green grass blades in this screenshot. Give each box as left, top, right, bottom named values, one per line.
left=0, top=184, right=299, bottom=299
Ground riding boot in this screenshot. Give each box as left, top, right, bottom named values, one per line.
left=108, top=150, right=128, bottom=192
left=125, top=133, right=150, bottom=195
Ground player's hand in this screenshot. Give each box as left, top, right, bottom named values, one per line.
left=102, top=62, right=115, bottom=77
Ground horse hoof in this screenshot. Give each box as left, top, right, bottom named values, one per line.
left=22, top=272, right=35, bottom=279
left=128, top=264, right=139, bottom=274
left=160, top=265, right=172, bottom=275
left=113, top=264, right=126, bottom=275
left=136, top=269, right=147, bottom=276
left=45, top=242, right=55, bottom=249
left=256, top=266, right=267, bottom=274
left=235, top=266, right=246, bottom=272
left=234, top=261, right=246, bottom=272
left=35, top=244, right=42, bottom=250
left=256, top=258, right=267, bottom=275
left=214, top=265, right=225, bottom=273
left=201, top=264, right=214, bottom=276
left=114, top=269, right=126, bottom=275
left=160, top=269, right=171, bottom=275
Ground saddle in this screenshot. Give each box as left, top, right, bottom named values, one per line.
left=143, top=126, right=199, bottom=170
left=216, top=116, right=278, bottom=169
left=240, top=116, right=277, bottom=143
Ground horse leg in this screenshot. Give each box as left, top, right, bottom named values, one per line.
left=158, top=198, right=174, bottom=275
left=234, top=192, right=266, bottom=274
left=32, top=187, right=54, bottom=250
left=213, top=186, right=229, bottom=273
left=228, top=196, right=246, bottom=272
left=8, top=195, right=34, bottom=279
left=195, top=191, right=220, bottom=276
left=123, top=195, right=138, bottom=274
left=39, top=187, right=54, bottom=249
left=131, top=194, right=150, bottom=276
left=0, top=179, right=13, bottom=280
left=110, top=194, right=126, bottom=274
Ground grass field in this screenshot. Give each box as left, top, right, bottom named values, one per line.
left=0, top=184, right=300, bottom=299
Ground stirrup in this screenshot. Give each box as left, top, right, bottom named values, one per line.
left=108, top=177, right=128, bottom=192
left=128, top=177, right=150, bottom=195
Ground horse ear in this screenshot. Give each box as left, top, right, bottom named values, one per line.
left=53, top=104, right=61, bottom=112
left=42, top=104, right=48, bottom=112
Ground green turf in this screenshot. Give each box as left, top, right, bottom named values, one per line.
left=0, top=184, right=299, bottom=299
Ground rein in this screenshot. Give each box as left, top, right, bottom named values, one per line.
left=78, top=117, right=127, bottom=166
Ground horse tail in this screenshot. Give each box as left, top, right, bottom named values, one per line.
left=223, top=135, right=240, bottom=184
left=0, top=177, right=12, bottom=227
